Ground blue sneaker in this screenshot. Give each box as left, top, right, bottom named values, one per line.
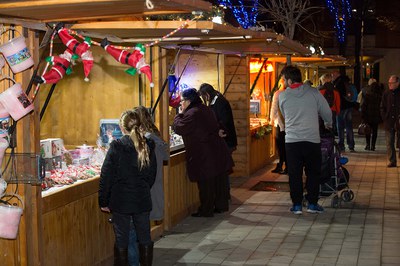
left=290, top=204, right=302, bottom=215
left=307, top=203, right=324, bottom=214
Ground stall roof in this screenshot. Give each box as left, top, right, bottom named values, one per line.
left=0, top=0, right=310, bottom=56
left=0, top=0, right=212, bottom=22
left=268, top=55, right=349, bottom=66
left=70, top=21, right=311, bottom=55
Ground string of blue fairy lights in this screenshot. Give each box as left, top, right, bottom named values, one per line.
left=325, top=0, right=352, bottom=43
left=218, top=0, right=259, bottom=29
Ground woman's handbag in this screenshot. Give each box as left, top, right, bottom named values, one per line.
left=358, top=123, right=371, bottom=135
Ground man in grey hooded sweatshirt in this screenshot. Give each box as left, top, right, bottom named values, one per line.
left=279, top=65, right=332, bottom=215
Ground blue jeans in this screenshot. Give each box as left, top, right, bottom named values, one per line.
left=128, top=225, right=139, bottom=266
left=337, top=108, right=355, bottom=150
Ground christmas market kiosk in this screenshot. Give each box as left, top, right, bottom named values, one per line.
left=0, top=0, right=309, bottom=265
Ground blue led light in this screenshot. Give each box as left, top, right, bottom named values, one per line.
left=325, top=0, right=352, bottom=43
left=218, top=0, right=259, bottom=29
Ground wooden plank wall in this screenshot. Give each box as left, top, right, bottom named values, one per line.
left=165, top=151, right=199, bottom=229
left=223, top=55, right=249, bottom=178
left=41, top=178, right=114, bottom=266
left=39, top=45, right=149, bottom=147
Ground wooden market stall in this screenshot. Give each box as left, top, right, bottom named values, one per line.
left=0, top=1, right=309, bottom=265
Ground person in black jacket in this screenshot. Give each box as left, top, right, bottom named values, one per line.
left=361, top=79, right=382, bottom=151
left=99, top=109, right=157, bottom=266
left=173, top=88, right=234, bottom=217
left=198, top=83, right=237, bottom=201
left=198, top=83, right=238, bottom=151
left=380, top=75, right=400, bottom=167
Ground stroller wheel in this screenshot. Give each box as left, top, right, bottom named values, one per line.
left=340, top=190, right=354, bottom=202
left=349, top=190, right=354, bottom=200
left=331, top=195, right=340, bottom=208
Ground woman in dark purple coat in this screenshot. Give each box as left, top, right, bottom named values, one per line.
left=173, top=88, right=234, bottom=217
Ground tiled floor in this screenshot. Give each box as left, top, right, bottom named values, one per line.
left=154, top=130, right=400, bottom=265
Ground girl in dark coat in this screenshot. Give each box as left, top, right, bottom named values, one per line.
left=173, top=88, right=234, bottom=217
left=361, top=80, right=382, bottom=151
left=99, top=109, right=156, bottom=266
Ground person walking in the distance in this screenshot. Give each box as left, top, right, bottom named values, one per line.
left=319, top=73, right=340, bottom=135
left=380, top=75, right=400, bottom=167
left=279, top=65, right=332, bottom=214
left=332, top=71, right=356, bottom=152
left=99, top=109, right=157, bottom=266
left=361, top=78, right=382, bottom=151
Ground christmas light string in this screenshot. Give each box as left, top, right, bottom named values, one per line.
left=325, top=0, right=352, bottom=43
left=218, top=0, right=259, bottom=29
left=68, top=15, right=202, bottom=50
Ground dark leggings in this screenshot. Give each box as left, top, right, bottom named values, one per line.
left=365, top=123, right=378, bottom=147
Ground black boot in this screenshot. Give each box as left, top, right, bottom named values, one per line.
left=365, top=144, right=370, bottom=151
left=271, top=163, right=282, bottom=173
left=371, top=140, right=376, bottom=151
left=139, top=242, right=154, bottom=266
left=114, top=245, right=129, bottom=266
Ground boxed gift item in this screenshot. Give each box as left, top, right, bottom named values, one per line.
left=40, top=138, right=64, bottom=159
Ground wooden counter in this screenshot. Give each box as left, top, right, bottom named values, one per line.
left=36, top=149, right=199, bottom=265
left=164, top=150, right=199, bottom=230
left=41, top=177, right=114, bottom=266
left=249, top=125, right=275, bottom=174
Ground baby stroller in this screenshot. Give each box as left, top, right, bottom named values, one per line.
left=319, top=131, right=354, bottom=208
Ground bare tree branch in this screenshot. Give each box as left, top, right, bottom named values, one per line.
left=258, top=0, right=322, bottom=39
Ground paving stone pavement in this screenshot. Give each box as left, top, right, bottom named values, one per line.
left=154, top=129, right=400, bottom=266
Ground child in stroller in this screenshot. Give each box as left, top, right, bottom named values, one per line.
left=319, top=130, right=354, bottom=207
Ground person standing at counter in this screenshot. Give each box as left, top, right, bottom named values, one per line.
left=99, top=109, right=157, bottom=266
left=173, top=88, right=234, bottom=217
left=279, top=65, right=332, bottom=215
left=135, top=106, right=169, bottom=221
left=125, top=106, right=169, bottom=266
left=198, top=83, right=237, bottom=201
left=269, top=83, right=288, bottom=175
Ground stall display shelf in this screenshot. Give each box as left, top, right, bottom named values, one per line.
left=42, top=176, right=99, bottom=197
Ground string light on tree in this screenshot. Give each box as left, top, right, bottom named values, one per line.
left=325, top=0, right=352, bottom=43
left=218, top=0, right=259, bottom=29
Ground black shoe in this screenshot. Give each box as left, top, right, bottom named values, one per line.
left=387, top=162, right=397, bottom=168
left=271, top=164, right=283, bottom=173
left=365, top=145, right=370, bottom=151
left=279, top=168, right=288, bottom=175
left=191, top=212, right=214, bottom=217
left=371, top=146, right=375, bottom=151
left=214, top=208, right=228, bottom=214
left=349, top=148, right=355, bottom=152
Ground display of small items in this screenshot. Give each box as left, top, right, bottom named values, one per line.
left=40, top=138, right=103, bottom=190
left=169, top=126, right=183, bottom=148
left=40, top=138, right=64, bottom=171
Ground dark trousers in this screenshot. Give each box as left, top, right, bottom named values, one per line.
left=285, top=141, right=321, bottom=205
left=112, top=211, right=151, bottom=248
left=337, top=108, right=355, bottom=150
left=365, top=123, right=379, bottom=148
left=385, top=128, right=400, bottom=164
left=275, top=127, right=287, bottom=167
left=197, top=174, right=229, bottom=215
